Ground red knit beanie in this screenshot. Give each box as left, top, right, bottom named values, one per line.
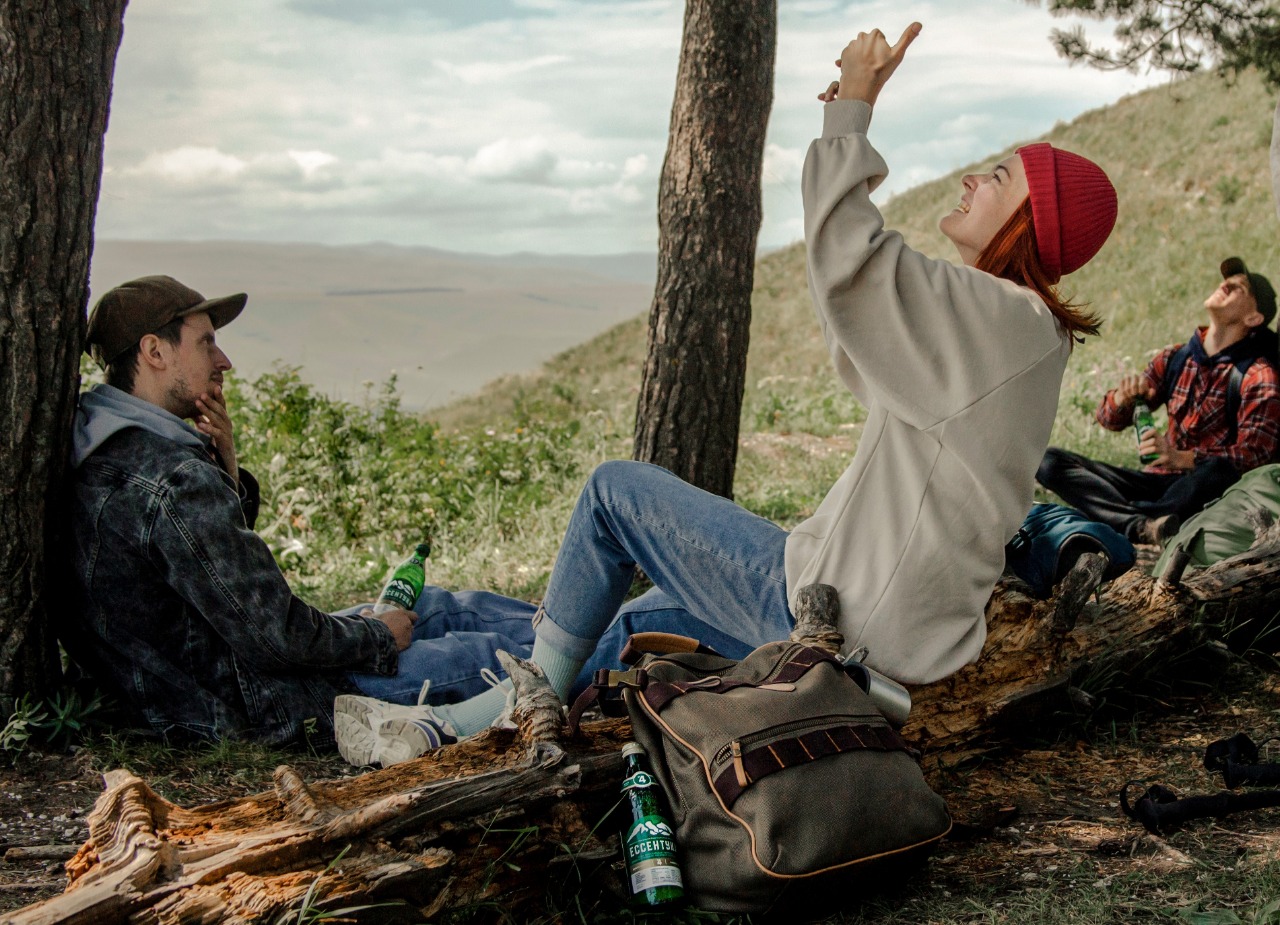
left=1017, top=143, right=1117, bottom=282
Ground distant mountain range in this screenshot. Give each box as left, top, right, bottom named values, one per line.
left=89, top=240, right=656, bottom=410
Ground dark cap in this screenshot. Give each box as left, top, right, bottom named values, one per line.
left=1221, top=257, right=1276, bottom=328
left=86, top=275, right=247, bottom=368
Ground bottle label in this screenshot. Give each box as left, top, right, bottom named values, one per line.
left=622, top=771, right=655, bottom=791
left=625, top=815, right=682, bottom=894
left=380, top=578, right=417, bottom=609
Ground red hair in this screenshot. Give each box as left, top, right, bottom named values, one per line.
left=973, top=198, right=1101, bottom=346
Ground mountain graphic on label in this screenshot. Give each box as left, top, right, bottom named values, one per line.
left=629, top=820, right=674, bottom=839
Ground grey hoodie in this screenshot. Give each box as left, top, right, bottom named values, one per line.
left=72, top=383, right=210, bottom=468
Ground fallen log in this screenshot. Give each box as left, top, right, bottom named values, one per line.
left=12, top=517, right=1280, bottom=924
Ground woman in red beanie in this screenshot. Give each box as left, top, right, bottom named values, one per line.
left=795, top=22, right=1118, bottom=684
left=338, top=22, right=1120, bottom=764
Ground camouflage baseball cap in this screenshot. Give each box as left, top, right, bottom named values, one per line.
left=86, top=275, right=246, bottom=368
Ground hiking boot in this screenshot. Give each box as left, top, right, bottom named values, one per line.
left=1135, top=513, right=1180, bottom=546
left=373, top=715, right=457, bottom=767
left=334, top=693, right=456, bottom=766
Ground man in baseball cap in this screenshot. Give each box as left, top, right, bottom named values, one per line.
left=1039, top=256, right=1280, bottom=545
left=64, top=275, right=546, bottom=754
left=85, top=274, right=246, bottom=369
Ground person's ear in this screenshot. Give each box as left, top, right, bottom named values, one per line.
left=1246, top=309, right=1266, bottom=330
left=137, top=333, right=168, bottom=371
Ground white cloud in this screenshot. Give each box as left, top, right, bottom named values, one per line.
left=468, top=137, right=559, bottom=183
left=134, top=146, right=246, bottom=182
left=762, top=143, right=804, bottom=187
left=288, top=150, right=338, bottom=176
left=436, top=54, right=571, bottom=85
left=94, top=0, right=1169, bottom=253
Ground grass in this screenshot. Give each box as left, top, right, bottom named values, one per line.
left=55, top=67, right=1280, bottom=922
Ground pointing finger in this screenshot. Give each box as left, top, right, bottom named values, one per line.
left=890, top=21, right=922, bottom=60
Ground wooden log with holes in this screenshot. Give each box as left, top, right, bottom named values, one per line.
left=11, top=514, right=1280, bottom=924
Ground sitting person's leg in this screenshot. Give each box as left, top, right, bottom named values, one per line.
left=570, top=585, right=788, bottom=699
left=1037, top=447, right=1175, bottom=539
left=343, top=588, right=538, bottom=704
left=451, top=460, right=792, bottom=733
left=1141, top=456, right=1242, bottom=525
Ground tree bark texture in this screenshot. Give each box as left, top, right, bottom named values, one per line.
left=633, top=0, right=775, bottom=499
left=16, top=528, right=1280, bottom=923
left=0, top=1, right=126, bottom=704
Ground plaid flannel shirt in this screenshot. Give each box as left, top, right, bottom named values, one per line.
left=1097, top=327, right=1280, bottom=474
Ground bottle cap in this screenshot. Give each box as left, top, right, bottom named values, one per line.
left=621, top=742, right=645, bottom=758
left=414, top=542, right=431, bottom=557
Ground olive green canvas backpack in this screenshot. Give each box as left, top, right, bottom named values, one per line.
left=571, top=633, right=952, bottom=915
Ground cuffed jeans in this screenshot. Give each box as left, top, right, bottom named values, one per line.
left=348, top=460, right=795, bottom=706
left=537, top=460, right=795, bottom=673
left=1037, top=447, right=1240, bottom=538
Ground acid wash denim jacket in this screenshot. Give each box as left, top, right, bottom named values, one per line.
left=65, top=385, right=398, bottom=747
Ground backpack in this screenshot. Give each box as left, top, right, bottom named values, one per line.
left=1005, top=503, right=1136, bottom=599
left=569, top=633, right=952, bottom=915
left=1153, top=463, right=1280, bottom=574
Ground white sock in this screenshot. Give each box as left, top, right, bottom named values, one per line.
left=531, top=635, right=586, bottom=702
left=432, top=681, right=510, bottom=737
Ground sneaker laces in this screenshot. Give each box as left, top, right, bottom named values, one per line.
left=480, top=667, right=518, bottom=730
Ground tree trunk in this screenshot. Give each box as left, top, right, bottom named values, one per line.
left=0, top=1, right=126, bottom=706
left=15, top=526, right=1280, bottom=924
left=632, top=0, right=775, bottom=499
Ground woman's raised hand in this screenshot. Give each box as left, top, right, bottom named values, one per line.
left=817, top=22, right=921, bottom=106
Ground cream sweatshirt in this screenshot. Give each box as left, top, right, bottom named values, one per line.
left=784, top=100, right=1071, bottom=685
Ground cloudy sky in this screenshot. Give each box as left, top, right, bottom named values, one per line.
left=95, top=0, right=1167, bottom=256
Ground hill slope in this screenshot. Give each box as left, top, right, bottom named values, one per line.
left=434, top=69, right=1280, bottom=489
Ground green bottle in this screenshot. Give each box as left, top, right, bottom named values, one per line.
left=1133, top=400, right=1158, bottom=465
left=620, top=742, right=684, bottom=906
left=372, top=543, right=431, bottom=613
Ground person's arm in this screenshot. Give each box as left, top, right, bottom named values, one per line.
left=803, top=114, right=1064, bottom=429
left=150, top=457, right=402, bottom=676
left=1097, top=350, right=1169, bottom=431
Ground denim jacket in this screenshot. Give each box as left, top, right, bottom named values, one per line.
left=66, top=387, right=398, bottom=746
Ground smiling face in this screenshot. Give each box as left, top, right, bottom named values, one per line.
left=939, top=155, right=1031, bottom=266
left=1204, top=273, right=1263, bottom=329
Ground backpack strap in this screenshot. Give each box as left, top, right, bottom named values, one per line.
left=618, top=632, right=720, bottom=665
left=1120, top=779, right=1280, bottom=835
left=1155, top=342, right=1195, bottom=408
left=638, top=645, right=843, bottom=713
left=713, top=723, right=910, bottom=809
left=1160, top=343, right=1255, bottom=446
left=1224, top=357, right=1253, bottom=447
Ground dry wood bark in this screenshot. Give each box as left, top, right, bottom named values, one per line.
left=0, top=0, right=127, bottom=706
left=12, top=524, right=1280, bottom=924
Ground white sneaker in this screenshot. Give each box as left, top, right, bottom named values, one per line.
left=372, top=715, right=457, bottom=767
left=334, top=684, right=457, bottom=767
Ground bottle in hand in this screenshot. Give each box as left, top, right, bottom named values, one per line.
left=620, top=742, right=683, bottom=907
left=372, top=542, right=431, bottom=614
left=1132, top=400, right=1158, bottom=465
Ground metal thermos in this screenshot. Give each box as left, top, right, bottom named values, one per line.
left=842, top=647, right=912, bottom=728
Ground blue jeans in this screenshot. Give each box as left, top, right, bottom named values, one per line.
left=346, top=588, right=536, bottom=704
left=540, top=460, right=795, bottom=674
left=349, top=460, right=795, bottom=704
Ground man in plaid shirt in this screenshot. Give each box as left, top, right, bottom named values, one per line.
left=1038, top=257, right=1280, bottom=545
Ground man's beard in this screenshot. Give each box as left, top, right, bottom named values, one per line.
left=166, top=375, right=200, bottom=421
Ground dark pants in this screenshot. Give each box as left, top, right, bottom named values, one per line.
left=1036, top=447, right=1240, bottom=538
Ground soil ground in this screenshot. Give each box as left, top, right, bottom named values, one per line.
left=3, top=659, right=1280, bottom=921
